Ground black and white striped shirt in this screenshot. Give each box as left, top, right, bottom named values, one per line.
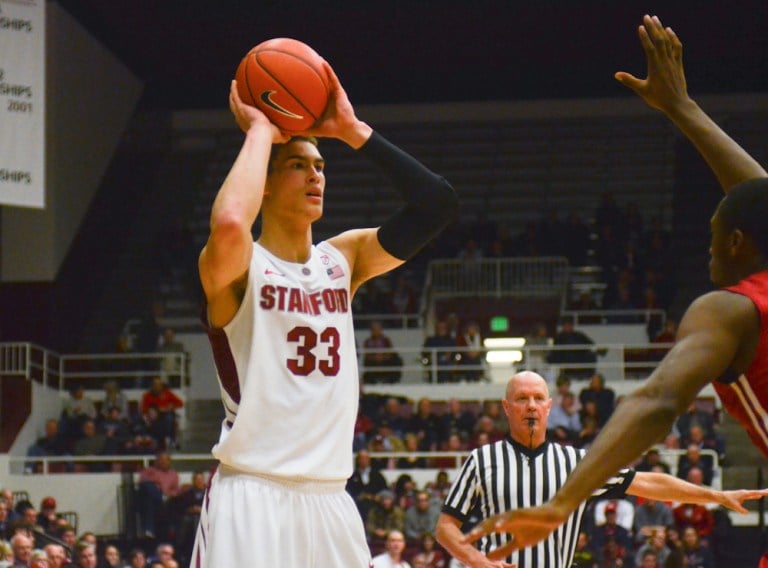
left=442, top=437, right=634, bottom=568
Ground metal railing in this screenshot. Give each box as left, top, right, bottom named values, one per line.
left=0, top=343, right=188, bottom=393
left=427, top=257, right=570, bottom=298
left=358, top=341, right=675, bottom=383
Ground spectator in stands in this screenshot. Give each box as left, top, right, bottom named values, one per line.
left=635, top=448, right=671, bottom=474
left=480, top=401, right=508, bottom=435
left=571, top=532, right=598, bottom=568
left=673, top=487, right=714, bottom=547
left=150, top=544, right=176, bottom=568
left=412, top=532, right=446, bottom=568
left=0, top=497, right=10, bottom=540
left=72, top=419, right=108, bottom=472
left=56, top=525, right=76, bottom=556
left=169, top=470, right=207, bottom=562
left=677, top=445, right=715, bottom=486
left=404, top=491, right=440, bottom=543
left=127, top=549, right=147, bottom=568
left=0, top=540, right=12, bottom=566
left=366, top=490, right=406, bottom=546
left=140, top=377, right=183, bottom=450
left=579, top=373, right=616, bottom=427
left=100, top=381, right=129, bottom=422
left=578, top=412, right=601, bottom=449
left=61, top=384, right=97, bottom=443
left=397, top=434, right=428, bottom=470
left=664, top=527, right=684, bottom=568
left=10, top=533, right=33, bottom=568
left=36, top=497, right=59, bottom=537
left=590, top=502, right=634, bottom=567
left=376, top=398, right=408, bottom=440
left=347, top=450, right=389, bottom=522
left=362, top=321, right=403, bottom=384
left=547, top=318, right=600, bottom=380
left=27, top=419, right=68, bottom=470
left=157, top=328, right=186, bottom=386
left=675, top=403, right=716, bottom=448
left=371, top=530, right=410, bottom=568
left=455, top=321, right=485, bottom=382
left=373, top=421, right=405, bottom=454
left=438, top=399, right=476, bottom=444
left=394, top=474, right=417, bottom=512
left=593, top=498, right=635, bottom=534
left=136, top=452, right=180, bottom=539
left=44, top=544, right=66, bottom=568
left=407, top=398, right=440, bottom=451
left=548, top=390, right=582, bottom=443
left=433, top=433, right=466, bottom=470
left=98, top=406, right=131, bottom=455
left=101, top=544, right=123, bottom=568
left=76, top=540, right=98, bottom=568
left=124, top=407, right=161, bottom=455
left=422, top=320, right=458, bottom=384
left=680, top=526, right=714, bottom=568
left=633, top=498, right=674, bottom=547
left=471, top=415, right=504, bottom=448
left=635, top=528, right=670, bottom=567
left=354, top=407, right=375, bottom=452
left=571, top=291, right=599, bottom=312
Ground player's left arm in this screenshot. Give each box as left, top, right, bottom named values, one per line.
left=627, top=471, right=768, bottom=513
left=301, top=63, right=457, bottom=293
left=327, top=128, right=457, bottom=293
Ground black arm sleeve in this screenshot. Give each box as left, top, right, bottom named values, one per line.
left=358, top=131, right=458, bottom=260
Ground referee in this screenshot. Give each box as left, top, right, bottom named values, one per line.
left=436, top=371, right=768, bottom=567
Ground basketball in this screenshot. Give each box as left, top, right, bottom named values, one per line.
left=235, top=38, right=330, bottom=133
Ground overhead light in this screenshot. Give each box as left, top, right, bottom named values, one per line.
left=484, top=337, right=526, bottom=349
left=486, top=350, right=523, bottom=364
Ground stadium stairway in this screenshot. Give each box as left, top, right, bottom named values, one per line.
left=179, top=399, right=223, bottom=454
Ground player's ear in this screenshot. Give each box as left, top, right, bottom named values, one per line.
left=728, top=229, right=745, bottom=253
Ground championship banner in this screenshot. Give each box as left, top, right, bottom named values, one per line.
left=0, top=0, right=44, bottom=208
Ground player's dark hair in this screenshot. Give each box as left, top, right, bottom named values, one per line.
left=268, top=136, right=319, bottom=172
left=718, top=177, right=768, bottom=258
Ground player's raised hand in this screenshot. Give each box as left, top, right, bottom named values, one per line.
left=229, top=80, right=289, bottom=143
left=463, top=505, right=568, bottom=561
left=300, top=63, right=372, bottom=148
left=615, top=15, right=690, bottom=114
left=718, top=488, right=768, bottom=514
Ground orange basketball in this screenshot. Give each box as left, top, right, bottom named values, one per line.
left=235, top=38, right=330, bottom=133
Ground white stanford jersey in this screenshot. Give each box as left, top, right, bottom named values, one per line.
left=204, top=241, right=358, bottom=481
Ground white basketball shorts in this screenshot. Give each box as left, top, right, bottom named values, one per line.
left=191, top=466, right=371, bottom=567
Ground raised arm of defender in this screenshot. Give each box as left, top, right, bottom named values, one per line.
left=614, top=15, right=766, bottom=191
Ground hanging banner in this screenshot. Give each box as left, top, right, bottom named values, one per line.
left=0, top=0, right=44, bottom=208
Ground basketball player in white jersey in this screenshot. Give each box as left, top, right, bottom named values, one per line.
left=191, top=62, right=457, bottom=567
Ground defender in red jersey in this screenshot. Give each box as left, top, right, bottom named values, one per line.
left=467, top=15, right=768, bottom=559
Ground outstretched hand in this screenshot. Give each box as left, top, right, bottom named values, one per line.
left=463, top=504, right=568, bottom=561
left=615, top=14, right=690, bottom=114
left=719, top=488, right=768, bottom=514
left=229, top=80, right=289, bottom=143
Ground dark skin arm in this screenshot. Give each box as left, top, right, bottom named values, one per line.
left=466, top=290, right=759, bottom=559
